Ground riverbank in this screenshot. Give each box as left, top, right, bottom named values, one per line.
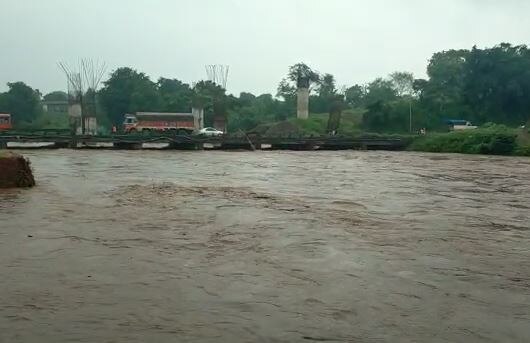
left=0, top=151, right=35, bottom=188
left=409, top=125, right=530, bottom=156
left=2, top=122, right=530, bottom=157
left=251, top=117, right=530, bottom=157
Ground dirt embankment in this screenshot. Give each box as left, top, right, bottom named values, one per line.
left=0, top=151, right=35, bottom=188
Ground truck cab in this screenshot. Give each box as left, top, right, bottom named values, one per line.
left=123, top=114, right=139, bottom=132
left=0, top=114, right=12, bottom=131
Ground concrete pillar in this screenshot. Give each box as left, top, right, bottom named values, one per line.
left=213, top=116, right=227, bottom=133
left=84, top=117, right=97, bottom=136
left=297, top=88, right=309, bottom=119
left=68, top=104, right=82, bottom=135
left=192, top=107, right=204, bottom=130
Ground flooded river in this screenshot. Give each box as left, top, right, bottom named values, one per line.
left=1, top=150, right=529, bottom=342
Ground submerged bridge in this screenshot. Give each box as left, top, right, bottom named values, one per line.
left=0, top=131, right=407, bottom=151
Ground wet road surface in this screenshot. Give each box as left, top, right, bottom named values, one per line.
left=1, top=150, right=529, bottom=342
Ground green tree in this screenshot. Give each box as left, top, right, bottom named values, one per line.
left=157, top=78, right=193, bottom=113
left=192, top=80, right=229, bottom=128
left=309, top=73, right=337, bottom=114
left=276, top=78, right=296, bottom=101
left=276, top=78, right=297, bottom=115
left=345, top=84, right=366, bottom=108
left=276, top=63, right=320, bottom=119
left=463, top=43, right=530, bottom=125
left=419, top=49, right=469, bottom=118
left=43, top=91, right=68, bottom=102
left=327, top=94, right=346, bottom=134
left=238, top=92, right=256, bottom=108
left=99, top=67, right=160, bottom=125
left=317, top=73, right=337, bottom=97
left=0, top=82, right=42, bottom=125
left=364, top=78, right=397, bottom=105
left=228, top=93, right=286, bottom=131
left=411, top=44, right=530, bottom=128
left=390, top=72, right=415, bottom=97
left=288, top=63, right=320, bottom=89
left=362, top=99, right=412, bottom=133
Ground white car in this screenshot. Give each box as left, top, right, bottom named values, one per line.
left=198, top=127, right=224, bottom=137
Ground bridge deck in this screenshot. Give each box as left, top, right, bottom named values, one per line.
left=0, top=133, right=407, bottom=151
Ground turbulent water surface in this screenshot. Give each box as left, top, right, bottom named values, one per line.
left=1, top=150, right=529, bottom=342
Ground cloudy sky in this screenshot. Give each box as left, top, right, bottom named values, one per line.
left=0, top=0, right=529, bottom=95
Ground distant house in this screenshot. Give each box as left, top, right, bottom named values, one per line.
left=42, top=100, right=69, bottom=113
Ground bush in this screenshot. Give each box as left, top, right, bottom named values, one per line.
left=410, top=126, right=517, bottom=155
left=515, top=145, right=530, bottom=156
left=289, top=117, right=327, bottom=136
left=15, top=112, right=69, bottom=130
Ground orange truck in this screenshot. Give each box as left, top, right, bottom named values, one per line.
left=0, top=114, right=12, bottom=131
left=123, top=112, right=195, bottom=134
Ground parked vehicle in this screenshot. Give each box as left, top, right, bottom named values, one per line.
left=0, top=114, right=12, bottom=131
left=198, top=127, right=224, bottom=137
left=123, top=112, right=195, bottom=134
left=447, top=120, right=477, bottom=131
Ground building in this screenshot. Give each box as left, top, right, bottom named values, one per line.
left=42, top=100, right=69, bottom=113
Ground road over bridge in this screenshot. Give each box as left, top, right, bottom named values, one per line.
left=0, top=132, right=408, bottom=151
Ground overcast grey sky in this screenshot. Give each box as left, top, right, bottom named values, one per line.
left=1, top=0, right=529, bottom=95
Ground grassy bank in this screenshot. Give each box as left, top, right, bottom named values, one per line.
left=289, top=109, right=364, bottom=136
left=410, top=125, right=530, bottom=156
left=251, top=110, right=365, bottom=137
left=265, top=115, right=530, bottom=156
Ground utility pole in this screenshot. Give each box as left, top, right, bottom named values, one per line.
left=80, top=92, right=85, bottom=135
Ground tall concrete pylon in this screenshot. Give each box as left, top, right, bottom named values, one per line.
left=297, top=88, right=309, bottom=119
left=192, top=107, right=204, bottom=130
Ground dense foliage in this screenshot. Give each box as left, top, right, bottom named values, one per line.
left=0, top=82, right=42, bottom=125
left=98, top=68, right=161, bottom=126
left=2, top=43, right=530, bottom=138
left=43, top=91, right=68, bottom=102
left=361, top=44, right=530, bottom=133
left=409, top=125, right=518, bottom=155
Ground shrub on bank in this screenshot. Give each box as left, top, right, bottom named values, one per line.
left=0, top=151, right=36, bottom=188
left=409, top=125, right=518, bottom=155
left=515, top=145, right=530, bottom=156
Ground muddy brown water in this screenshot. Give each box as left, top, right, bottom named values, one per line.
left=1, top=150, right=529, bottom=342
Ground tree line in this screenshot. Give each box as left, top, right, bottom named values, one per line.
left=1, top=43, right=529, bottom=133
left=360, top=43, right=530, bottom=132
